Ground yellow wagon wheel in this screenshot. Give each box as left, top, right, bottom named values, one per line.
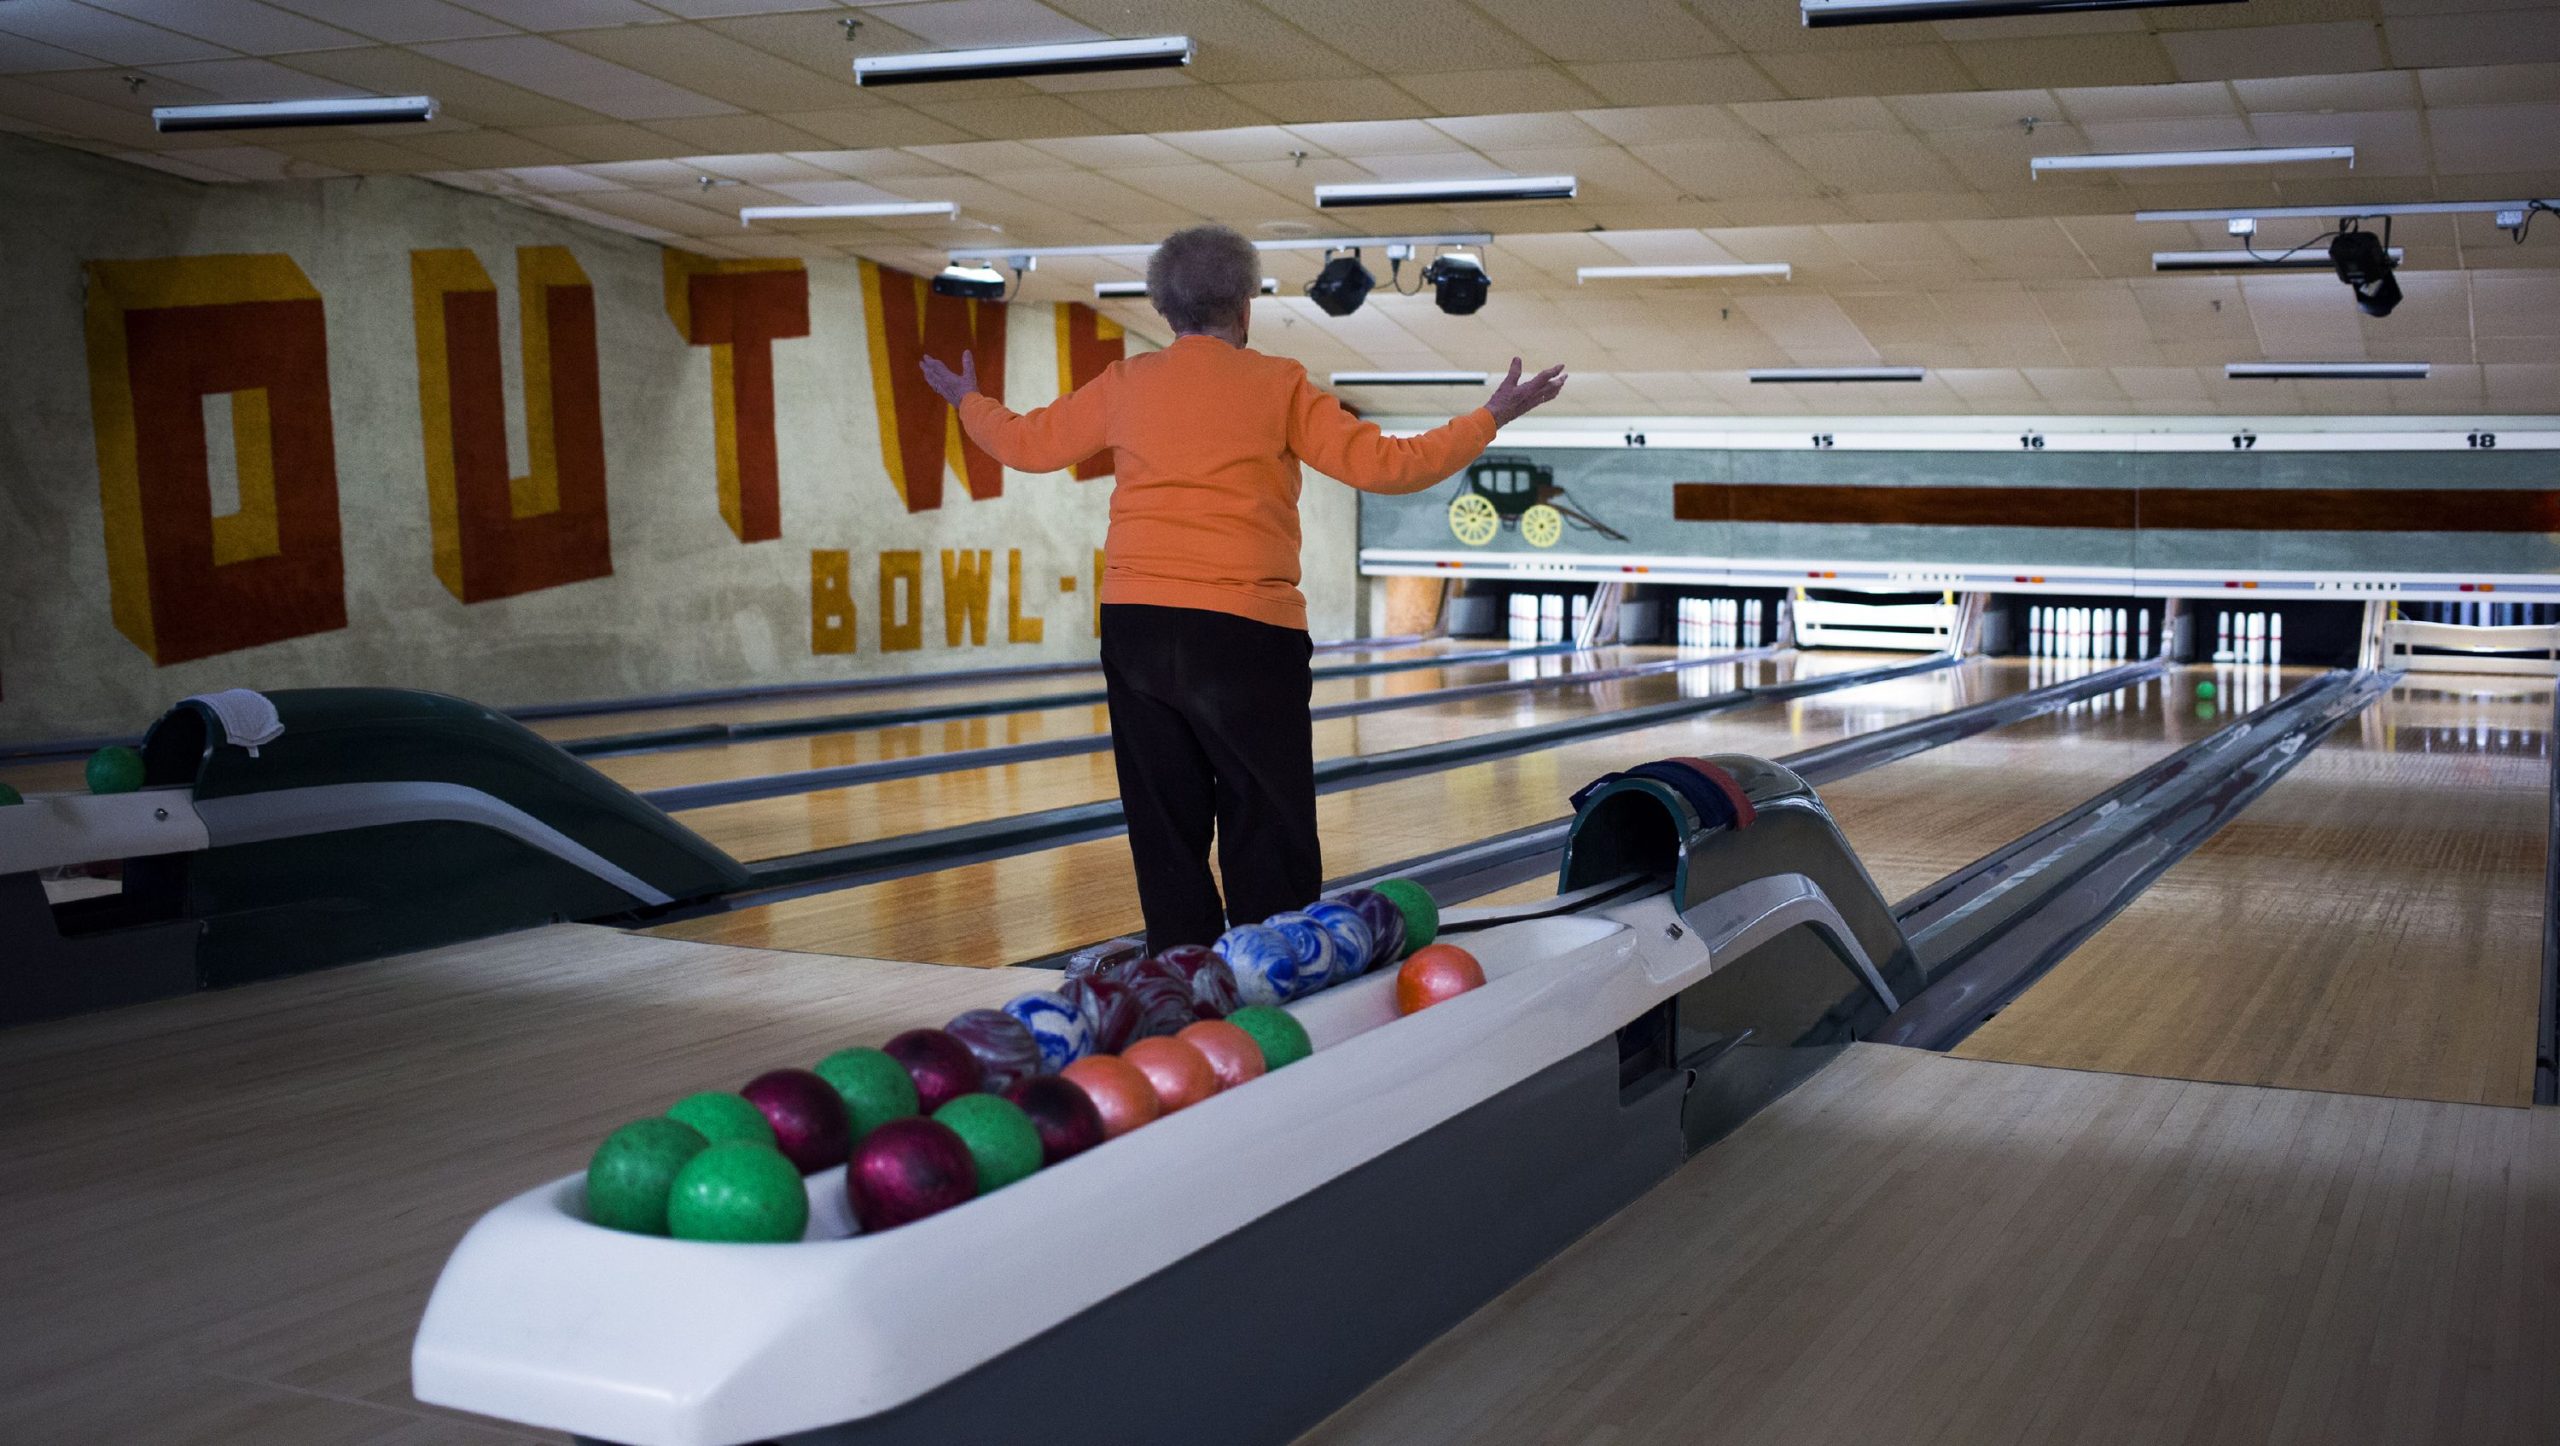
left=1520, top=503, right=1565, bottom=548
left=1448, top=492, right=1500, bottom=546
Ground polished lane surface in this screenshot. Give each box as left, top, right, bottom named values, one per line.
left=588, top=646, right=1663, bottom=799
left=649, top=653, right=2037, bottom=966
left=526, top=637, right=1504, bottom=745
left=669, top=649, right=1772, bottom=866
left=1957, top=671, right=2552, bottom=1107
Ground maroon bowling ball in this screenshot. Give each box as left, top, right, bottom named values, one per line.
left=740, top=1067, right=854, bottom=1175
left=1121, top=955, right=1200, bottom=1039
left=1155, top=944, right=1240, bottom=1019
left=1003, top=1075, right=1107, bottom=1166
left=1332, top=887, right=1407, bottom=969
left=943, top=1007, right=1044, bottom=1093
left=1061, top=973, right=1140, bottom=1054
left=884, top=1028, right=985, bottom=1113
left=846, top=1117, right=977, bottom=1231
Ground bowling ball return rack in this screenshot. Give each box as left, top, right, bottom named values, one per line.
left=413, top=754, right=1925, bottom=1446
left=0, top=688, right=747, bottom=1025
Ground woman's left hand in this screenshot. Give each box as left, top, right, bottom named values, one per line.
left=921, top=351, right=978, bottom=406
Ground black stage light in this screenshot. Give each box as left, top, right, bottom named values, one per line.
left=1307, top=251, right=1374, bottom=317
left=1423, top=252, right=1489, bottom=315
left=931, top=261, right=1008, bottom=300
left=2329, top=230, right=2401, bottom=318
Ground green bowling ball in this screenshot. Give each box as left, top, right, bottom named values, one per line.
left=585, top=1117, right=709, bottom=1235
left=1370, top=878, right=1439, bottom=955
left=933, top=1094, right=1043, bottom=1194
left=85, top=745, right=144, bottom=795
left=0, top=782, right=21, bottom=806
left=2195, top=680, right=2216, bottom=700
left=667, top=1142, right=808, bottom=1244
left=814, top=1046, right=920, bottom=1141
left=666, top=1090, right=776, bottom=1148
left=1227, top=1005, right=1312, bottom=1070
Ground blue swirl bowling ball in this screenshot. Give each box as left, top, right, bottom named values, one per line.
left=1302, top=900, right=1375, bottom=978
left=1001, top=991, right=1093, bottom=1072
left=1328, top=888, right=1407, bottom=969
left=1263, top=911, right=1345, bottom=998
left=1214, top=924, right=1298, bottom=1007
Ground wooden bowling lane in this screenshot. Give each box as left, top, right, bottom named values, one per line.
left=526, top=637, right=1510, bottom=745
left=649, top=654, right=2046, bottom=966
left=585, top=646, right=1660, bottom=798
left=0, top=755, right=91, bottom=797
left=669, top=651, right=1805, bottom=866
left=1956, top=673, right=2553, bottom=1108
left=0, top=923, right=1028, bottom=1443
left=1819, top=664, right=2308, bottom=902
left=1294, top=1044, right=2560, bottom=1446
left=1460, top=662, right=2284, bottom=911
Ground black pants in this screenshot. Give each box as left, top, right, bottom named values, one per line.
left=1100, top=603, right=1320, bottom=949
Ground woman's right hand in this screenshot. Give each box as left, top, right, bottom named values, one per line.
left=1485, top=356, right=1569, bottom=425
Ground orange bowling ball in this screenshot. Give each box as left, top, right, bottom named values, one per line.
left=1395, top=943, right=1486, bottom=1016
left=1058, top=1055, right=1162, bottom=1138
left=1122, top=1036, right=1221, bottom=1112
left=1176, top=1019, right=1267, bottom=1091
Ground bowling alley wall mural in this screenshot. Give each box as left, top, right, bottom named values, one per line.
left=0, top=136, right=1364, bottom=741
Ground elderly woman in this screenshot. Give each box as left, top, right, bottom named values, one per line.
left=921, top=223, right=1567, bottom=950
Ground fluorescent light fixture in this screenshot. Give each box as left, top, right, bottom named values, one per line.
left=2153, top=247, right=2400, bottom=272
left=739, top=200, right=958, bottom=227
left=1803, top=0, right=2239, bottom=25
left=152, top=95, right=435, bottom=132
left=1330, top=371, right=1490, bottom=387
left=1314, top=176, right=1577, bottom=210
left=951, top=233, right=1489, bottom=262
left=2139, top=199, right=2556, bottom=223
left=1095, top=278, right=1281, bottom=298
left=1578, top=263, right=1792, bottom=282
left=855, top=35, right=1190, bottom=87
left=1748, top=367, right=1926, bottom=383
left=2032, top=146, right=2353, bottom=177
left=2228, top=362, right=2430, bottom=380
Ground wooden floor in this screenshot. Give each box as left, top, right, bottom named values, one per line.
left=0, top=924, right=1026, bottom=1445
left=590, top=649, right=1651, bottom=800
left=671, top=652, right=1771, bottom=865
left=651, top=652, right=2031, bottom=965
left=525, top=637, right=1466, bottom=745
left=1465, top=663, right=2237, bottom=910
left=1301, top=1043, right=2560, bottom=1446
left=1959, top=674, right=2552, bottom=1108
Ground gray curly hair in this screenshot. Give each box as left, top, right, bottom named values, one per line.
left=1145, top=223, right=1259, bottom=334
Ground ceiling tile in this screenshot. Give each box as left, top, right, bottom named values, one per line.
left=79, top=0, right=365, bottom=53
left=1220, top=77, right=1426, bottom=125
left=1757, top=44, right=1978, bottom=101
left=1565, top=56, right=1784, bottom=108
left=2426, top=101, right=2560, bottom=173
left=1956, top=35, right=2179, bottom=90
left=1466, top=0, right=1728, bottom=64
left=861, top=0, right=1103, bottom=47
left=265, top=0, right=515, bottom=43
left=0, top=2, right=227, bottom=65
left=2386, top=10, right=2560, bottom=68
left=556, top=23, right=865, bottom=111
left=774, top=106, right=976, bottom=146
left=2414, top=60, right=2560, bottom=106
left=2162, top=21, right=2390, bottom=80
left=1394, top=67, right=1606, bottom=117
left=281, top=45, right=600, bottom=126
left=460, top=0, right=667, bottom=28
left=0, top=32, right=103, bottom=72
left=415, top=35, right=740, bottom=119
left=645, top=110, right=834, bottom=150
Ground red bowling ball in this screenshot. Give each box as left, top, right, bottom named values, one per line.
left=1395, top=943, right=1486, bottom=1016
left=846, top=1117, right=978, bottom=1232
left=1003, top=1074, right=1107, bottom=1165
left=739, top=1068, right=853, bottom=1175
left=883, top=1028, right=985, bottom=1113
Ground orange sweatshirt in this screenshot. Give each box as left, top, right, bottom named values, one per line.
left=958, top=333, right=1498, bottom=632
